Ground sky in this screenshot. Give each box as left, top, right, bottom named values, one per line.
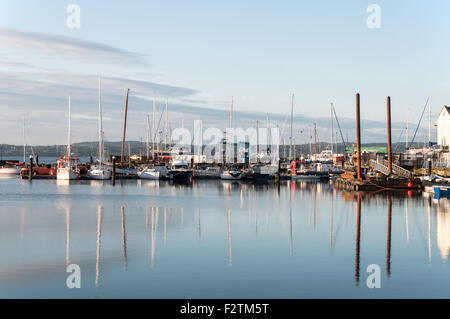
left=0, top=0, right=449, bottom=145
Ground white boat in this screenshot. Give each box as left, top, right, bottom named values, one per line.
left=88, top=167, right=111, bottom=180
left=88, top=77, right=111, bottom=180
left=0, top=166, right=21, bottom=175
left=57, top=96, right=80, bottom=180
left=57, top=161, right=80, bottom=180
left=221, top=169, right=242, bottom=180
left=138, top=167, right=160, bottom=180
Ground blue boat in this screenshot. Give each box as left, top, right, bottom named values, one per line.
left=433, top=186, right=450, bottom=196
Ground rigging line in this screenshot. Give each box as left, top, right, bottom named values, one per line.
left=410, top=96, right=430, bottom=145
left=393, top=128, right=405, bottom=152
left=153, top=108, right=165, bottom=142
left=332, top=105, right=347, bottom=151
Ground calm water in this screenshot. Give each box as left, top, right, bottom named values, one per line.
left=0, top=177, right=449, bottom=298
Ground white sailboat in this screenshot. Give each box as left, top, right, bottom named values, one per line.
left=88, top=77, right=111, bottom=180
left=57, top=96, right=81, bottom=180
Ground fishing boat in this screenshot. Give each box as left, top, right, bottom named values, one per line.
left=168, top=159, right=193, bottom=182
left=220, top=168, right=242, bottom=180
left=57, top=96, right=80, bottom=180
left=88, top=77, right=111, bottom=180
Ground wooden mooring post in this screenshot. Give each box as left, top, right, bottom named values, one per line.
left=112, top=156, right=116, bottom=186
left=28, top=156, right=33, bottom=181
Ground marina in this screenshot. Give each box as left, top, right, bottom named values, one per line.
left=1, top=1, right=450, bottom=305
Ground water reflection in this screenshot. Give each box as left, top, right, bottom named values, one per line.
left=0, top=179, right=449, bottom=298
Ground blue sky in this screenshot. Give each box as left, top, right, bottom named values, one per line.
left=0, top=0, right=448, bottom=145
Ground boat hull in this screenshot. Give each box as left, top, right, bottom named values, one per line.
left=88, top=169, right=111, bottom=180
left=0, top=167, right=21, bottom=175
left=139, top=170, right=160, bottom=180
left=220, top=173, right=242, bottom=180
left=57, top=168, right=80, bottom=180
left=169, top=170, right=193, bottom=183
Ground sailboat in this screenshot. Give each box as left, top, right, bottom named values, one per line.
left=88, top=78, right=111, bottom=180
left=57, top=96, right=81, bottom=180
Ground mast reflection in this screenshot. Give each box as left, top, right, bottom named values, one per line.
left=95, top=205, right=103, bottom=288
left=121, top=206, right=127, bottom=271
left=355, top=194, right=361, bottom=285
left=386, top=196, right=392, bottom=277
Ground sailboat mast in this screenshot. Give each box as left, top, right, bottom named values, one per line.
left=330, top=103, right=334, bottom=154
left=23, top=115, right=26, bottom=163
left=428, top=94, right=432, bottom=146
left=165, top=98, right=168, bottom=150
left=153, top=96, right=156, bottom=158
left=98, top=77, right=104, bottom=166
left=146, top=114, right=150, bottom=160
left=229, top=96, right=233, bottom=129
left=121, top=89, right=130, bottom=163
left=256, top=120, right=259, bottom=163
left=289, top=93, right=294, bottom=160
left=68, top=96, right=71, bottom=158
left=406, top=110, right=409, bottom=150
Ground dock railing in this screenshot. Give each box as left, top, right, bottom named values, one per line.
left=369, top=159, right=411, bottom=179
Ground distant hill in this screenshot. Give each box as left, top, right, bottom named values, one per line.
left=0, top=141, right=425, bottom=159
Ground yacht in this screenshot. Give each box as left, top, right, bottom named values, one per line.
left=88, top=77, right=111, bottom=180
left=168, top=159, right=193, bottom=182
left=57, top=96, right=80, bottom=180
left=138, top=167, right=160, bottom=180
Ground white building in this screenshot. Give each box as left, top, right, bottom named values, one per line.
left=437, top=105, right=450, bottom=148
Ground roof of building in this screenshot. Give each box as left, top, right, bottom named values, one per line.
left=439, top=105, right=450, bottom=116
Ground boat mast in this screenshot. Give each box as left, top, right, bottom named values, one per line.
left=308, top=125, right=312, bottom=158
left=165, top=98, right=168, bottom=151
left=152, top=96, right=157, bottom=158
left=289, top=93, right=294, bottom=160
left=428, top=94, right=432, bottom=146
left=256, top=120, right=259, bottom=164
left=406, top=109, right=409, bottom=150
left=67, top=96, right=71, bottom=158
left=23, top=115, right=26, bottom=163
left=98, top=77, right=104, bottom=167
left=121, top=89, right=130, bottom=163
left=146, top=114, right=150, bottom=161
left=330, top=103, right=334, bottom=154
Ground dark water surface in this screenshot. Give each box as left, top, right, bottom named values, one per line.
left=0, top=177, right=448, bottom=298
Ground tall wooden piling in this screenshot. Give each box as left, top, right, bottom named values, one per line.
left=35, top=155, right=39, bottom=166
left=356, top=93, right=362, bottom=181
left=427, top=158, right=432, bottom=176
left=112, top=156, right=116, bottom=186
left=29, top=156, right=33, bottom=180
left=387, top=96, right=392, bottom=175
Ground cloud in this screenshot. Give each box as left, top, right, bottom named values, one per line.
left=0, top=28, right=147, bottom=66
